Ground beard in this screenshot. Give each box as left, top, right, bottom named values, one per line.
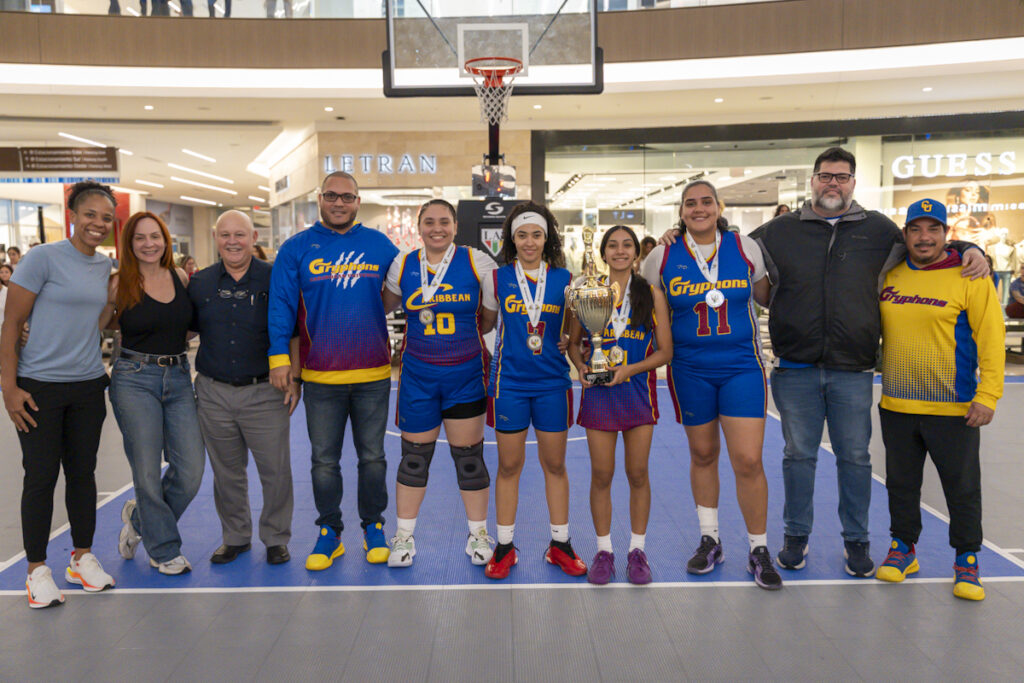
left=813, top=190, right=848, bottom=214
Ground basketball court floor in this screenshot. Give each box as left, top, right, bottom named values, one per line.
left=2, top=377, right=1023, bottom=681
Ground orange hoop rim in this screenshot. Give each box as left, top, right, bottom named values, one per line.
left=464, top=57, right=524, bottom=88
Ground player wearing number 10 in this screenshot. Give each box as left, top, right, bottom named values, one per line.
left=641, top=180, right=782, bottom=590
left=382, top=199, right=499, bottom=569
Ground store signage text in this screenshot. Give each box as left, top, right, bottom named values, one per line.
left=323, top=154, right=437, bottom=176
left=891, top=151, right=1016, bottom=179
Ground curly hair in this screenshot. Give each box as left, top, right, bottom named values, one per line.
left=499, top=202, right=565, bottom=269
left=68, top=180, right=116, bottom=212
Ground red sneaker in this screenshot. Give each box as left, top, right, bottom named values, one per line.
left=545, top=541, right=587, bottom=577
left=485, top=546, right=518, bottom=580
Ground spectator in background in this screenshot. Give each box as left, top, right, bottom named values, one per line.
left=1007, top=264, right=1024, bottom=319
left=266, top=0, right=292, bottom=17
left=774, top=204, right=791, bottom=217
left=0, top=263, right=13, bottom=318
left=178, top=255, right=198, bottom=279
left=208, top=0, right=230, bottom=17
left=639, top=236, right=656, bottom=260
left=8, top=246, right=21, bottom=266
left=253, top=244, right=269, bottom=261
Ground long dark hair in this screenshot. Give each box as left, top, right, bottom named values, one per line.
left=499, top=202, right=565, bottom=269
left=599, top=225, right=654, bottom=333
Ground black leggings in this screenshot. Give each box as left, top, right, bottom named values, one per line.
left=17, top=376, right=108, bottom=563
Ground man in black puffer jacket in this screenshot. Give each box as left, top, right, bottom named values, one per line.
left=751, top=147, right=987, bottom=578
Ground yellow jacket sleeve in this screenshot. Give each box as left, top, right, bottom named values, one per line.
left=965, top=278, right=1006, bottom=410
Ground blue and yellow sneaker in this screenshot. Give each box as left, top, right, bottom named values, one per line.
left=953, top=552, right=985, bottom=601
left=305, top=526, right=344, bottom=571
left=876, top=538, right=918, bottom=583
left=364, top=523, right=390, bottom=564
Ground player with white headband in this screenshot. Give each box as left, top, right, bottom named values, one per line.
left=567, top=224, right=672, bottom=586
left=382, top=199, right=500, bottom=569
left=484, top=202, right=586, bottom=580
left=641, top=179, right=782, bottom=590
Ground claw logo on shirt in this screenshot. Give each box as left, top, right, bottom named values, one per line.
left=308, top=253, right=380, bottom=288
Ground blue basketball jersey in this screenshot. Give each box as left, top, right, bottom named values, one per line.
left=396, top=246, right=485, bottom=366
left=659, top=232, right=763, bottom=376
left=488, top=263, right=572, bottom=396
left=577, top=280, right=659, bottom=431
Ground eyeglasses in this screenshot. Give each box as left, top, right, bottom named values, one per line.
left=321, top=192, right=359, bottom=204
left=218, top=289, right=249, bottom=299
left=814, top=172, right=854, bottom=184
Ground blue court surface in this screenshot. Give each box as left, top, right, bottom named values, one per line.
left=2, top=382, right=1023, bottom=591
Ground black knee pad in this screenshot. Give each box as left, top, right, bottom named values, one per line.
left=397, top=438, right=436, bottom=488
left=451, top=440, right=490, bottom=491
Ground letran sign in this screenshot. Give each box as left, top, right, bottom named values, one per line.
left=324, top=154, right=437, bottom=175
left=891, top=151, right=1017, bottom=179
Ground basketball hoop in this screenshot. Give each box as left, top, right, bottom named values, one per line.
left=465, top=57, right=524, bottom=126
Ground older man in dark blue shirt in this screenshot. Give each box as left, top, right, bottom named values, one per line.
left=189, top=210, right=298, bottom=565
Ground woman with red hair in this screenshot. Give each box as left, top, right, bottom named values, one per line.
left=108, top=212, right=204, bottom=576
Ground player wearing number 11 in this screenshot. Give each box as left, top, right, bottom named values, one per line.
left=382, top=199, right=499, bottom=569
left=641, top=179, right=782, bottom=590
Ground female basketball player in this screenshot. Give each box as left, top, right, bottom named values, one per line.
left=382, top=199, right=498, bottom=568
left=568, top=225, right=672, bottom=585
left=641, top=180, right=782, bottom=590
left=484, top=202, right=586, bottom=580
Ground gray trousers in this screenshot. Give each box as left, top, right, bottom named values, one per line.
left=195, top=374, right=293, bottom=546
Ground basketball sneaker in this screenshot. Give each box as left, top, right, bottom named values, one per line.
left=485, top=543, right=518, bottom=580
left=626, top=548, right=652, bottom=585
left=686, top=535, right=723, bottom=575
left=465, top=529, right=495, bottom=565
left=545, top=539, right=587, bottom=577
left=363, top=523, right=390, bottom=564
left=748, top=546, right=783, bottom=590
left=776, top=534, right=808, bottom=570
left=306, top=525, right=345, bottom=571
left=843, top=540, right=875, bottom=578
left=587, top=550, right=615, bottom=585
left=953, top=552, right=985, bottom=601
left=876, top=538, right=918, bottom=583
left=149, top=555, right=192, bottom=575
left=388, top=534, right=415, bottom=568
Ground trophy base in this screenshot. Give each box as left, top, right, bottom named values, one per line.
left=584, top=369, right=615, bottom=385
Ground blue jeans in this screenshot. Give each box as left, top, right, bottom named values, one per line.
left=770, top=366, right=873, bottom=542
left=303, top=378, right=389, bottom=533
left=110, top=358, right=205, bottom=563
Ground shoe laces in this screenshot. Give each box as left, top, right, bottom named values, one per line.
left=470, top=531, right=495, bottom=547
left=74, top=553, right=102, bottom=572
left=955, top=563, right=980, bottom=584
left=390, top=534, right=413, bottom=550
left=628, top=548, right=649, bottom=568
left=884, top=549, right=911, bottom=566
left=695, top=535, right=718, bottom=556
left=751, top=548, right=773, bottom=570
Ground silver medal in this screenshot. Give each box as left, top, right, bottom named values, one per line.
left=609, top=346, right=625, bottom=365
left=527, top=334, right=543, bottom=351
left=419, top=309, right=435, bottom=325
left=705, top=288, right=725, bottom=309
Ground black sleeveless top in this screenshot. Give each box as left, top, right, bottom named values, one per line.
left=120, top=271, right=194, bottom=355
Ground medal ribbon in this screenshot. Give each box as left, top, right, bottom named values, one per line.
left=514, top=259, right=547, bottom=328
left=419, top=244, right=456, bottom=303
left=683, top=229, right=721, bottom=286
left=609, top=275, right=632, bottom=342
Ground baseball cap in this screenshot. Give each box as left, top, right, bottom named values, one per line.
left=905, top=198, right=947, bottom=228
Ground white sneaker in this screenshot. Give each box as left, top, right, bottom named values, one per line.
left=387, top=534, right=415, bottom=568
left=149, top=555, right=192, bottom=575
left=466, top=529, right=495, bottom=565
left=26, top=565, right=64, bottom=609
left=65, top=552, right=115, bottom=592
left=118, top=499, right=142, bottom=559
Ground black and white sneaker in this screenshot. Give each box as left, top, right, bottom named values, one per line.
left=748, top=546, right=783, bottom=590
left=843, top=540, right=875, bottom=577
left=776, top=534, right=808, bottom=570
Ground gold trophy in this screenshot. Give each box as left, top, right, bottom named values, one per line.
left=566, top=226, right=620, bottom=385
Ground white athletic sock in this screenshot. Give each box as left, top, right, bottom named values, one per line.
left=468, top=519, right=487, bottom=537
left=396, top=517, right=416, bottom=537
left=496, top=524, right=515, bottom=546
left=696, top=505, right=719, bottom=542
left=748, top=533, right=768, bottom=552
left=550, top=523, right=569, bottom=543
left=630, top=533, right=646, bottom=552
left=596, top=534, right=613, bottom=552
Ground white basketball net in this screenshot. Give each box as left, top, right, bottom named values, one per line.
left=467, top=60, right=522, bottom=126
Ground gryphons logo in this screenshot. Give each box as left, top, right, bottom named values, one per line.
left=308, top=253, right=380, bottom=288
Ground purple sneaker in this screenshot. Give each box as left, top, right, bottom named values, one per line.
left=748, top=546, right=783, bottom=590
left=588, top=550, right=615, bottom=585
left=686, top=535, right=723, bottom=575
left=626, top=548, right=652, bottom=585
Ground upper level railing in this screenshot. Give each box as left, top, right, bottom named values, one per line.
left=0, top=0, right=787, bottom=19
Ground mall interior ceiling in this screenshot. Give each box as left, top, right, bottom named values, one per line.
left=1, top=2, right=1023, bottom=218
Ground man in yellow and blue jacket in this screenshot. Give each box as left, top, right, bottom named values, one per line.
left=875, top=198, right=1004, bottom=601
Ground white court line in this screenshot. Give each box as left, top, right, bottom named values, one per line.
left=3, top=574, right=1024, bottom=598
left=1004, top=548, right=1024, bottom=553
left=0, top=481, right=136, bottom=574
left=766, top=408, right=1024, bottom=573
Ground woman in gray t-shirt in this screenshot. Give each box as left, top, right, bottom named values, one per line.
left=0, top=181, right=119, bottom=609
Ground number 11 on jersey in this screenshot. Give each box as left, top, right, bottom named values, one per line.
left=693, top=300, right=731, bottom=336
